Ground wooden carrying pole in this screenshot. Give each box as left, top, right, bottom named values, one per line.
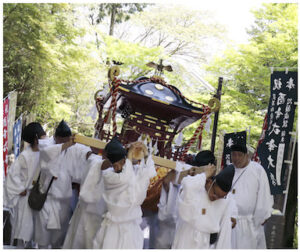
left=74, top=134, right=177, bottom=170
left=74, top=134, right=107, bottom=150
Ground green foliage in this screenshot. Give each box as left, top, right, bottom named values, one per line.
left=91, top=3, right=150, bottom=36
left=96, top=3, right=149, bottom=24
left=131, top=4, right=226, bottom=64
left=3, top=3, right=164, bottom=136
left=4, top=2, right=297, bottom=152
left=4, top=3, right=102, bottom=135
left=203, top=3, right=297, bottom=149
left=101, top=34, right=164, bottom=79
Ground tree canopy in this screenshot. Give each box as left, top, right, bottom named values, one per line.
left=201, top=3, right=298, bottom=148
left=95, top=3, right=149, bottom=35
left=4, top=3, right=101, bottom=133
left=3, top=3, right=298, bottom=150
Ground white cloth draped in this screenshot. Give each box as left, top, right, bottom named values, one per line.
left=155, top=161, right=188, bottom=248
left=155, top=183, right=180, bottom=248
left=93, top=157, right=156, bottom=249
left=4, top=147, right=40, bottom=242
left=4, top=147, right=39, bottom=208
left=34, top=142, right=90, bottom=247
left=63, top=154, right=107, bottom=249
left=230, top=161, right=274, bottom=249
left=172, top=173, right=233, bottom=249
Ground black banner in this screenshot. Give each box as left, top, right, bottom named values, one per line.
left=257, top=71, right=297, bottom=195
left=222, top=131, right=247, bottom=168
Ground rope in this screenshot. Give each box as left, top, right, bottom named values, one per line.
left=122, top=123, right=171, bottom=143
left=102, top=77, right=121, bottom=136
left=94, top=98, right=104, bottom=136
left=252, top=112, right=268, bottom=162
left=96, top=75, right=212, bottom=154
left=180, top=106, right=211, bottom=160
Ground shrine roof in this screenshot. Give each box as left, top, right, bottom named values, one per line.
left=117, top=77, right=206, bottom=130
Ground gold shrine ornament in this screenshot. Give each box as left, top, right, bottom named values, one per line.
left=108, top=66, right=120, bottom=81
left=208, top=97, right=221, bottom=112
left=94, top=88, right=105, bottom=101
left=152, top=75, right=165, bottom=82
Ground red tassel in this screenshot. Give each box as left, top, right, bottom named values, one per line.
left=252, top=113, right=268, bottom=162
left=197, top=135, right=202, bottom=150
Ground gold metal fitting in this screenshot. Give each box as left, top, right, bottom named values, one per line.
left=108, top=66, right=120, bottom=81
left=208, top=97, right=221, bottom=112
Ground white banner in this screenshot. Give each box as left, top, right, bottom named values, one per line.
left=7, top=91, right=17, bottom=151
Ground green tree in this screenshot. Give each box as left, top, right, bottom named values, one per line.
left=92, top=3, right=149, bottom=36
left=104, top=4, right=227, bottom=105
left=203, top=3, right=297, bottom=148
left=95, top=4, right=226, bottom=151
left=3, top=3, right=102, bottom=134
left=100, top=34, right=163, bottom=79
left=131, top=4, right=226, bottom=64
left=3, top=3, right=166, bottom=136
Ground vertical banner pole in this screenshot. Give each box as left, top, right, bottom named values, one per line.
left=210, top=77, right=223, bottom=153
left=3, top=96, right=10, bottom=176
left=282, top=121, right=297, bottom=215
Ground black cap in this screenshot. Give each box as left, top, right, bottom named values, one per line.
left=55, top=120, right=71, bottom=137
left=215, top=165, right=235, bottom=193
left=230, top=144, right=247, bottom=153
left=104, top=136, right=127, bottom=164
left=22, top=122, right=46, bottom=145
left=193, top=150, right=216, bottom=166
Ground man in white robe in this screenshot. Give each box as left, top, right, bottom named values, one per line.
left=172, top=162, right=235, bottom=249
left=34, top=120, right=90, bottom=249
left=93, top=138, right=157, bottom=249
left=155, top=158, right=193, bottom=249
left=156, top=150, right=237, bottom=248
left=63, top=150, right=109, bottom=249
left=4, top=122, right=47, bottom=248
left=229, top=144, right=274, bottom=249
left=155, top=166, right=184, bottom=249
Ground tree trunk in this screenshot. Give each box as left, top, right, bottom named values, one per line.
left=89, top=13, right=100, bottom=49
left=109, top=5, right=116, bottom=36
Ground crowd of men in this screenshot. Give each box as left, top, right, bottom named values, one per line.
left=4, top=120, right=274, bottom=249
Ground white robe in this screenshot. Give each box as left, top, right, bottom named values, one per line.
left=63, top=154, right=107, bottom=249
left=230, top=161, right=274, bottom=249
left=172, top=173, right=233, bottom=249
left=155, top=182, right=180, bottom=248
left=4, top=147, right=40, bottom=242
left=93, top=157, right=156, bottom=249
left=34, top=142, right=90, bottom=247
left=155, top=161, right=189, bottom=249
